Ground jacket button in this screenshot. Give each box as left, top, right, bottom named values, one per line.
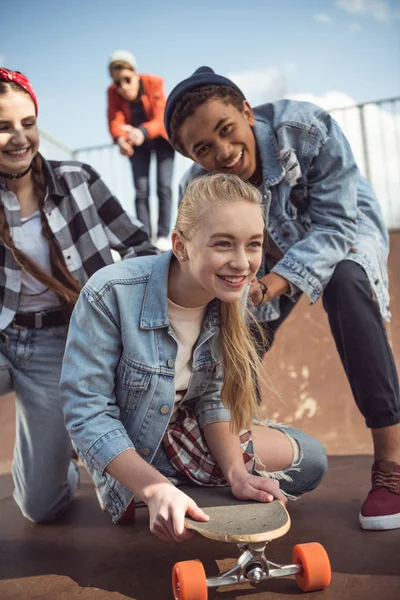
left=167, top=359, right=174, bottom=368
left=160, top=405, right=170, bottom=415
left=140, top=448, right=150, bottom=456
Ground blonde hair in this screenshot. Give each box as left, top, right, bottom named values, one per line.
left=175, top=173, right=266, bottom=433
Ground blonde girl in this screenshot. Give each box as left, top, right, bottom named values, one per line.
left=61, top=173, right=327, bottom=541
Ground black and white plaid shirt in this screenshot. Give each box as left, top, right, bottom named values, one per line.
left=0, top=159, right=157, bottom=331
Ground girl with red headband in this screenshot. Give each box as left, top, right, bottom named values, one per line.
left=0, top=68, right=156, bottom=523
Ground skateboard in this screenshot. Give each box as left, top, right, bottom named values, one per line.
left=172, top=485, right=331, bottom=600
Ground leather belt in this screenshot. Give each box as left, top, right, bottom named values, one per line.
left=13, top=310, right=69, bottom=329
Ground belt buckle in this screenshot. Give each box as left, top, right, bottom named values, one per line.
left=34, top=312, right=44, bottom=328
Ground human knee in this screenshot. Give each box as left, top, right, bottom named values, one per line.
left=134, top=178, right=150, bottom=197
left=298, top=436, right=328, bottom=492
left=13, top=479, right=71, bottom=523
left=15, top=493, right=65, bottom=523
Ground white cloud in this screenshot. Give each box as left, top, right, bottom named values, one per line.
left=336, top=0, right=392, bottom=21
left=0, top=54, right=6, bottom=67
left=348, top=21, right=363, bottom=32
left=286, top=90, right=356, bottom=110
left=314, top=12, right=332, bottom=23
left=227, top=65, right=294, bottom=106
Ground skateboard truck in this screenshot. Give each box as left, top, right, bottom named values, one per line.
left=206, top=542, right=304, bottom=588
left=173, top=541, right=331, bottom=599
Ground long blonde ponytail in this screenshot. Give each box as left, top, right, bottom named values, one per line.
left=176, top=173, right=266, bottom=433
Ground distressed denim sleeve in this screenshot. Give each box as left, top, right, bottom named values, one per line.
left=60, top=285, right=134, bottom=474
left=273, top=116, right=358, bottom=302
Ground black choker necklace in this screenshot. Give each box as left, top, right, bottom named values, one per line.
left=0, top=164, right=32, bottom=180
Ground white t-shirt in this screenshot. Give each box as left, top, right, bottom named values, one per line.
left=18, top=210, right=60, bottom=311
left=168, top=297, right=208, bottom=411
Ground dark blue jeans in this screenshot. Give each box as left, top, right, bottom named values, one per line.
left=129, top=137, right=174, bottom=238
left=253, top=261, right=400, bottom=429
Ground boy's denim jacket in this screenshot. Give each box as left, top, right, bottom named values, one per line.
left=60, top=251, right=228, bottom=521
left=180, top=100, right=390, bottom=321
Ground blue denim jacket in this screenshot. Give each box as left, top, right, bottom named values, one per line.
left=180, top=100, right=390, bottom=321
left=60, top=251, right=229, bottom=521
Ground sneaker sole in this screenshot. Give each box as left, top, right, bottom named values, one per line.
left=359, top=511, right=400, bottom=530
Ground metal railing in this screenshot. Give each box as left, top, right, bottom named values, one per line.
left=39, top=96, right=400, bottom=231
left=330, top=96, right=400, bottom=230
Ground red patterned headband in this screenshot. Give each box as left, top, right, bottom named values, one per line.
left=0, top=68, right=38, bottom=115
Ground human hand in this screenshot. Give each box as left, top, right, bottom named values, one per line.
left=249, top=273, right=290, bottom=306
left=123, top=125, right=145, bottom=147
left=117, top=137, right=134, bottom=157
left=230, top=473, right=287, bottom=505
left=146, top=483, right=209, bottom=542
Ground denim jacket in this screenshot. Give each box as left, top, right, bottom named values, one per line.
left=180, top=100, right=390, bottom=321
left=60, top=251, right=228, bottom=521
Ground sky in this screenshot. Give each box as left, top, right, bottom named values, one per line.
left=1, top=0, right=400, bottom=230
left=2, top=0, right=399, bottom=150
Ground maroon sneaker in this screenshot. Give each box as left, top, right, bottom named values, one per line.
left=359, top=459, right=400, bottom=530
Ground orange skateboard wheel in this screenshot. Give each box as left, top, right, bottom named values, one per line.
left=172, top=560, right=208, bottom=600
left=292, top=542, right=331, bottom=591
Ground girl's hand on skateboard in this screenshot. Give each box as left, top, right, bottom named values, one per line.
left=230, top=474, right=287, bottom=505
left=147, top=483, right=209, bottom=543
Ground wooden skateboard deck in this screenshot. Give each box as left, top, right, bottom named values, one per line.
left=182, top=485, right=291, bottom=544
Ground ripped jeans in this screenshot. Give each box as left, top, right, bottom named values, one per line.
left=153, top=420, right=328, bottom=500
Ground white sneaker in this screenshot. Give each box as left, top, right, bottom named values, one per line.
left=156, top=236, right=171, bottom=252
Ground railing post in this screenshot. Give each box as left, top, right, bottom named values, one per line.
left=358, top=104, right=371, bottom=183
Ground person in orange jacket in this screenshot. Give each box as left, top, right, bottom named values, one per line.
left=107, top=50, right=174, bottom=251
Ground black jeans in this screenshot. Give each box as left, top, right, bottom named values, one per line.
left=254, top=261, right=400, bottom=429
left=129, top=137, right=174, bottom=238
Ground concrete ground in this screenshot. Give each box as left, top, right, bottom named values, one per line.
left=1, top=453, right=400, bottom=600
left=1, top=232, right=400, bottom=599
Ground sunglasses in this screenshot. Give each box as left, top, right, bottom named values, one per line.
left=114, top=76, right=133, bottom=88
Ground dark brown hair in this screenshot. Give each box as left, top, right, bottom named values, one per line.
left=169, top=84, right=245, bottom=156
left=0, top=80, right=81, bottom=315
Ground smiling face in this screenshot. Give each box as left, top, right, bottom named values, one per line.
left=173, top=198, right=264, bottom=306
left=0, top=90, right=39, bottom=175
left=178, top=99, right=258, bottom=180
left=111, top=67, right=140, bottom=102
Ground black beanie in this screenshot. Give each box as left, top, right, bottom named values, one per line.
left=164, top=66, right=245, bottom=140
